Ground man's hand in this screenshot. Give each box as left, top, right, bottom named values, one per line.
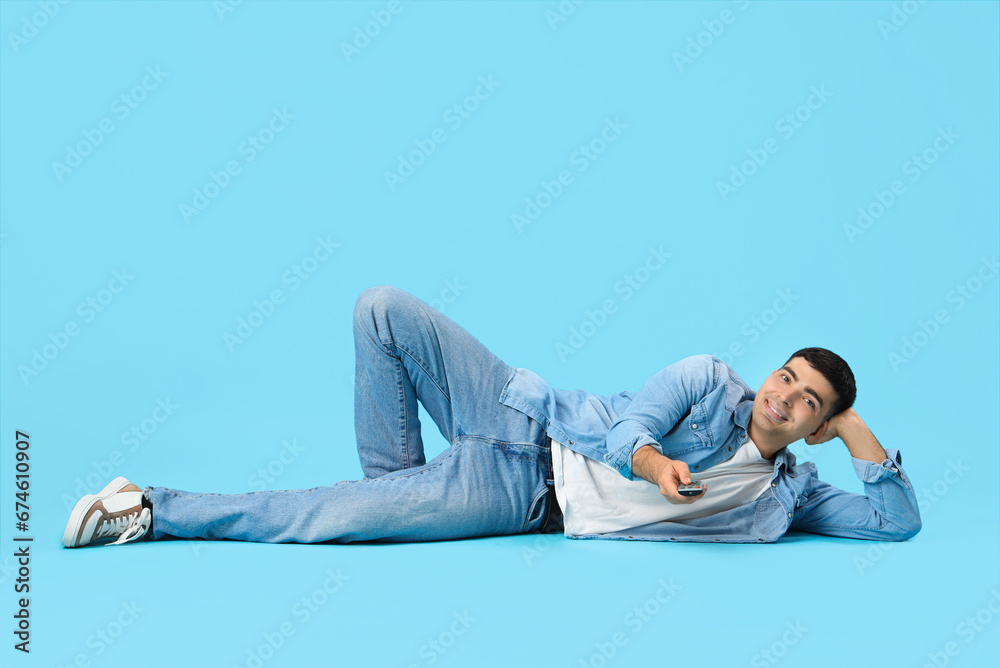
left=803, top=407, right=856, bottom=446
left=804, top=407, right=888, bottom=464
left=632, top=445, right=708, bottom=504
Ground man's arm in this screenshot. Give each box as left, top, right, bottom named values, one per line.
left=604, top=354, right=718, bottom=480
left=806, top=407, right=886, bottom=463
left=792, top=408, right=922, bottom=541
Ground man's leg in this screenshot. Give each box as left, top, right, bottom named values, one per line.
left=352, top=284, right=524, bottom=478
left=144, top=435, right=548, bottom=543
left=136, top=286, right=554, bottom=544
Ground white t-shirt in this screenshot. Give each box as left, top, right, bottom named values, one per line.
left=551, top=436, right=776, bottom=536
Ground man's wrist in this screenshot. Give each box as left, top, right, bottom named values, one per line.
left=837, top=411, right=888, bottom=464
left=835, top=408, right=865, bottom=433
left=633, top=444, right=667, bottom=483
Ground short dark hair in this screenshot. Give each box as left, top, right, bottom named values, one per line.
left=782, top=347, right=856, bottom=422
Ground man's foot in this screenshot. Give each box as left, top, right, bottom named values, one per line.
left=62, top=476, right=152, bottom=548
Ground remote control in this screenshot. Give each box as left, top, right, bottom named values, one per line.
left=677, top=481, right=705, bottom=497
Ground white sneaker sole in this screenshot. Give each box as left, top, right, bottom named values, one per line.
left=62, top=476, right=133, bottom=548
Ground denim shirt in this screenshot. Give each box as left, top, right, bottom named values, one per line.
left=498, top=354, right=922, bottom=543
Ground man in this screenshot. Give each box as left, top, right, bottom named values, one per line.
left=62, top=285, right=921, bottom=548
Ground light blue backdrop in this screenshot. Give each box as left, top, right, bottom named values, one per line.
left=1, top=1, right=998, bottom=667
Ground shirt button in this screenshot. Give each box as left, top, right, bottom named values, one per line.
left=692, top=423, right=698, bottom=429
left=694, top=465, right=699, bottom=470
left=728, top=447, right=732, bottom=452
left=568, top=440, right=573, bottom=445
left=771, top=483, right=776, bottom=487
left=787, top=513, right=792, bottom=518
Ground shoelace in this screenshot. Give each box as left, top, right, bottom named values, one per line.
left=94, top=510, right=138, bottom=539
left=95, top=507, right=151, bottom=546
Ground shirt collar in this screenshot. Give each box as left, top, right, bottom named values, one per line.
left=734, top=398, right=753, bottom=431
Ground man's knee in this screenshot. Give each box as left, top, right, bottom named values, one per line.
left=354, top=285, right=406, bottom=323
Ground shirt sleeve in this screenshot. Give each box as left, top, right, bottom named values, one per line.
left=789, top=447, right=922, bottom=541
left=603, top=354, right=718, bottom=481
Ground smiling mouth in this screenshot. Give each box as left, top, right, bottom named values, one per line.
left=765, top=400, right=788, bottom=422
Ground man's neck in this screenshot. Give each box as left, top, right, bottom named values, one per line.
left=748, top=421, right=785, bottom=460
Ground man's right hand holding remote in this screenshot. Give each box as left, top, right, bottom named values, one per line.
left=632, top=444, right=708, bottom=505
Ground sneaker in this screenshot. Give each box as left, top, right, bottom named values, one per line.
left=63, top=476, right=152, bottom=548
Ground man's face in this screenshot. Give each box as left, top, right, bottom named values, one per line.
left=752, top=356, right=839, bottom=447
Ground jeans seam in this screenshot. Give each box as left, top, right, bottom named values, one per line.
left=392, top=340, right=451, bottom=404
left=458, top=434, right=546, bottom=448
left=394, top=354, right=411, bottom=470
left=391, top=339, right=453, bottom=464
left=346, top=442, right=461, bottom=484
left=481, top=437, right=540, bottom=461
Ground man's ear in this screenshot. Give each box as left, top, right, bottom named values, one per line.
left=803, top=419, right=829, bottom=446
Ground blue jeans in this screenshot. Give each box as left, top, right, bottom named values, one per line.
left=144, top=285, right=558, bottom=543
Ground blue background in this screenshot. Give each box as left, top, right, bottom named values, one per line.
left=2, top=1, right=998, bottom=667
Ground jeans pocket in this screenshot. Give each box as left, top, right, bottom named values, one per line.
left=521, top=485, right=549, bottom=534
